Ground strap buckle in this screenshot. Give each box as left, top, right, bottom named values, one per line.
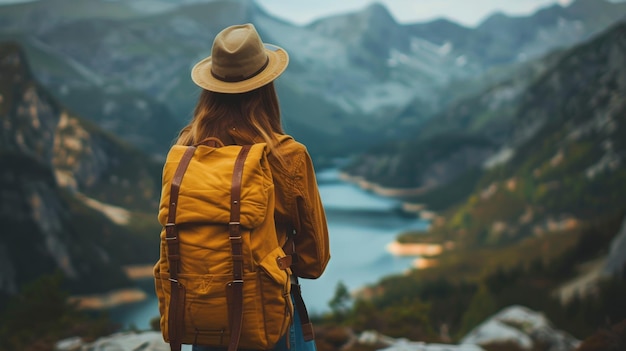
left=276, top=255, right=293, bottom=270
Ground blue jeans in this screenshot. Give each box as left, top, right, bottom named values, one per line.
left=192, top=294, right=316, bottom=351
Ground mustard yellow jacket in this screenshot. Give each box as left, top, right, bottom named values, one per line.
left=261, top=134, right=330, bottom=279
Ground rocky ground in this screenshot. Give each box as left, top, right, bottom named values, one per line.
left=55, top=305, right=581, bottom=351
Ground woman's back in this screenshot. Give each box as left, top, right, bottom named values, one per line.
left=158, top=22, right=330, bottom=351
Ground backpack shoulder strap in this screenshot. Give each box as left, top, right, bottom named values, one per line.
left=226, top=145, right=252, bottom=351
left=166, top=145, right=197, bottom=351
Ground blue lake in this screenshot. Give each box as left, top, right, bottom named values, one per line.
left=109, top=169, right=429, bottom=329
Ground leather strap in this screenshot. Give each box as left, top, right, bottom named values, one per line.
left=292, top=279, right=315, bottom=341
left=226, top=145, right=252, bottom=351
left=276, top=255, right=293, bottom=270
left=165, top=146, right=196, bottom=351
left=284, top=232, right=314, bottom=341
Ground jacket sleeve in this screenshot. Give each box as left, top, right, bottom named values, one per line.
left=290, top=149, right=330, bottom=279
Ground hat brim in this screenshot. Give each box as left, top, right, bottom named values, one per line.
left=191, top=44, right=289, bottom=94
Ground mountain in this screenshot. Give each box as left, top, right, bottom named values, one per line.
left=0, top=0, right=143, bottom=35
left=1, top=0, right=623, bottom=295
left=1, top=0, right=625, bottom=164
left=0, top=29, right=184, bottom=156
left=0, top=42, right=163, bottom=302
left=319, top=18, right=626, bottom=347
left=408, top=0, right=626, bottom=66
left=344, top=18, right=626, bottom=212
left=339, top=28, right=626, bottom=342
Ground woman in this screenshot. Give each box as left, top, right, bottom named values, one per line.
left=178, top=23, right=330, bottom=351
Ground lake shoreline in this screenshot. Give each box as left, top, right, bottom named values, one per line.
left=386, top=241, right=443, bottom=256
left=337, top=171, right=440, bottom=222
left=69, top=287, right=148, bottom=310
left=69, top=265, right=155, bottom=310
left=338, top=172, right=430, bottom=198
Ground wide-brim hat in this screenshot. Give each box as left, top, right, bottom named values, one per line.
left=191, top=23, right=289, bottom=94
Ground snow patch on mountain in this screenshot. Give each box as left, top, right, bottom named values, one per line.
left=256, top=15, right=349, bottom=69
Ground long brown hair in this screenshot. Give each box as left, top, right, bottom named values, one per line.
left=176, top=82, right=285, bottom=158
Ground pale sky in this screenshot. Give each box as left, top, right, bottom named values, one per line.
left=257, top=0, right=575, bottom=26
left=0, top=0, right=589, bottom=27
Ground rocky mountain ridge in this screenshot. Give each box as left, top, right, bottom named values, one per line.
left=344, top=19, right=626, bottom=215
left=407, top=0, right=626, bottom=66
left=1, top=0, right=625, bottom=161
left=0, top=42, right=162, bottom=301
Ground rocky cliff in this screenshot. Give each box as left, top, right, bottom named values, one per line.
left=0, top=42, right=162, bottom=302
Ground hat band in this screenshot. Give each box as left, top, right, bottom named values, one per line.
left=211, top=56, right=270, bottom=83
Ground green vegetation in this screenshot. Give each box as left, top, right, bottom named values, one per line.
left=321, top=21, right=626, bottom=347
left=318, top=212, right=626, bottom=343
left=403, top=168, right=483, bottom=211
left=457, top=284, right=498, bottom=338
left=328, top=281, right=352, bottom=323
left=322, top=284, right=437, bottom=342
left=0, top=273, right=117, bottom=351
left=60, top=188, right=160, bottom=267
left=344, top=132, right=494, bottom=189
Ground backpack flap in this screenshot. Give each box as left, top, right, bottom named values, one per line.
left=158, top=143, right=271, bottom=229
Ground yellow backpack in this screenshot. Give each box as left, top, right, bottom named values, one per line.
left=153, top=139, right=293, bottom=351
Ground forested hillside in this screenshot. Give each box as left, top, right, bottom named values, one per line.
left=331, top=20, right=626, bottom=348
